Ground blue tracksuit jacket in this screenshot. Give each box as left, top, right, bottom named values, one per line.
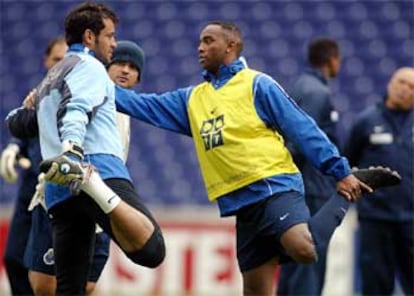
left=345, top=101, right=413, bottom=221
left=115, top=60, right=352, bottom=216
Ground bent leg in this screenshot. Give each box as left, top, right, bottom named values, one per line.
left=91, top=179, right=166, bottom=268
left=307, top=193, right=350, bottom=254
left=280, top=223, right=317, bottom=264
left=277, top=254, right=327, bottom=296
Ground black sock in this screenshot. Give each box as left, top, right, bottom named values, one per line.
left=308, top=194, right=350, bottom=254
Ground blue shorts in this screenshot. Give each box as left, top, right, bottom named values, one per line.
left=24, top=206, right=110, bottom=281
left=236, top=191, right=310, bottom=272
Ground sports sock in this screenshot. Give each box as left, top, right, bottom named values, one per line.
left=308, top=194, right=350, bottom=254
left=80, top=171, right=121, bottom=214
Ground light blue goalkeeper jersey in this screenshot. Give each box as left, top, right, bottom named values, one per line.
left=35, top=44, right=130, bottom=209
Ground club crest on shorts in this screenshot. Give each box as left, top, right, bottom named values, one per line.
left=43, top=248, right=55, bottom=265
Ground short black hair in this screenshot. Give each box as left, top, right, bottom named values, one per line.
left=308, top=38, right=339, bottom=67
left=207, top=20, right=244, bottom=56
left=45, top=36, right=66, bottom=56
left=65, top=2, right=119, bottom=46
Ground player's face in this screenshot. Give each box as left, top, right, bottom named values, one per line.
left=44, top=42, right=68, bottom=70
left=198, top=24, right=229, bottom=75
left=107, top=61, right=139, bottom=88
left=328, top=55, right=341, bottom=78
left=387, top=68, right=414, bottom=111
left=93, top=18, right=117, bottom=65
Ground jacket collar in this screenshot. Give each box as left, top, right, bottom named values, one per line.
left=201, top=59, right=246, bottom=84
left=305, top=68, right=328, bottom=85
left=68, top=43, right=95, bottom=57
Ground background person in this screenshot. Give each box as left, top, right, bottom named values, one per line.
left=1, top=36, right=67, bottom=296
left=344, top=67, right=414, bottom=296
left=277, top=37, right=342, bottom=296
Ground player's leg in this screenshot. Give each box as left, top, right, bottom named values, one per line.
left=3, top=176, right=36, bottom=295
left=24, top=206, right=56, bottom=296
left=358, top=219, right=395, bottom=295
left=277, top=197, right=328, bottom=295
left=277, top=259, right=324, bottom=296
left=242, top=258, right=279, bottom=295
left=236, top=192, right=311, bottom=295
left=305, top=193, right=350, bottom=256
left=86, top=230, right=111, bottom=294
left=394, top=221, right=414, bottom=295
left=80, top=172, right=163, bottom=258
left=89, top=178, right=165, bottom=268
left=48, top=195, right=96, bottom=295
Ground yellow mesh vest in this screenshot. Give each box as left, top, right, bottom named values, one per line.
left=188, top=69, right=299, bottom=201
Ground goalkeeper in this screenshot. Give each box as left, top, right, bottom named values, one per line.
left=6, top=3, right=165, bottom=294
left=1, top=36, right=110, bottom=296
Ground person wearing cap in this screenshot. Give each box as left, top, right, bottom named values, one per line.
left=108, top=40, right=145, bottom=160
left=5, top=39, right=146, bottom=296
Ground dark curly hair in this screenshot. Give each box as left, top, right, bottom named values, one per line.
left=65, top=2, right=119, bottom=46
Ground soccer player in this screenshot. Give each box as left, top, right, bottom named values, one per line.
left=8, top=3, right=165, bottom=294
left=113, top=21, right=373, bottom=295
left=7, top=39, right=146, bottom=296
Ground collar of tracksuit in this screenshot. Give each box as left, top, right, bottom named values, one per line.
left=201, top=59, right=245, bottom=88
left=68, top=43, right=96, bottom=57
left=306, top=68, right=328, bottom=85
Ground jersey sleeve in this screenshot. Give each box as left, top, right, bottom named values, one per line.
left=115, top=85, right=193, bottom=136
left=253, top=73, right=351, bottom=181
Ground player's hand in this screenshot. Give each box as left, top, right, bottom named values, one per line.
left=336, top=174, right=372, bottom=201
left=41, top=154, right=84, bottom=186
left=28, top=172, right=47, bottom=211
left=22, top=88, right=37, bottom=109
left=0, top=143, right=31, bottom=183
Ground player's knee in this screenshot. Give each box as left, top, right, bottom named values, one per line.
left=290, top=244, right=318, bottom=264
left=126, top=228, right=165, bottom=268
left=31, top=280, right=56, bottom=296
left=280, top=223, right=318, bottom=264
left=85, top=281, right=96, bottom=295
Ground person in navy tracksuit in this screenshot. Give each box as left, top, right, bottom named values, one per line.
left=1, top=138, right=39, bottom=295
left=1, top=37, right=67, bottom=295
left=345, top=67, right=414, bottom=295
left=277, top=38, right=342, bottom=296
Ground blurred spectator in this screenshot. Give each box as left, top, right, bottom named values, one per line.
left=344, top=67, right=414, bottom=295
left=277, top=37, right=341, bottom=296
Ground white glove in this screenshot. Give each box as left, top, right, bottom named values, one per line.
left=0, top=144, right=19, bottom=183
left=0, top=143, right=32, bottom=183
left=28, top=173, right=46, bottom=211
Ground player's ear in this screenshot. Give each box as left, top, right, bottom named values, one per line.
left=83, top=29, right=96, bottom=47
left=226, top=40, right=237, bottom=54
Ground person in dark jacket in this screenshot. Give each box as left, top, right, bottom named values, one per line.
left=344, top=67, right=414, bottom=296
left=1, top=36, right=67, bottom=295
left=277, top=38, right=342, bottom=296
